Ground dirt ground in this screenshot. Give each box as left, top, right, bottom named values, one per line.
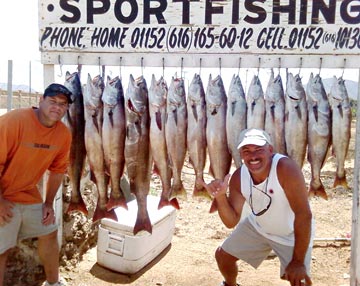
left=60, top=121, right=356, bottom=286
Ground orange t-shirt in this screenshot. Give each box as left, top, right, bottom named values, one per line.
left=0, top=108, right=71, bottom=204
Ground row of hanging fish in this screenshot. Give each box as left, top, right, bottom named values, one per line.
left=62, top=69, right=352, bottom=235
left=245, top=70, right=352, bottom=200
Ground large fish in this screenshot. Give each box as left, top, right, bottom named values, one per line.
left=187, top=74, right=208, bottom=198
left=307, top=73, right=331, bottom=200
left=226, top=74, right=247, bottom=168
left=83, top=74, right=116, bottom=222
left=285, top=72, right=308, bottom=168
left=63, top=71, right=88, bottom=216
left=206, top=75, right=232, bottom=213
left=264, top=70, right=286, bottom=154
left=165, top=76, right=187, bottom=199
left=246, top=75, right=265, bottom=130
left=328, top=76, right=352, bottom=189
left=124, top=75, right=152, bottom=235
left=102, top=76, right=127, bottom=211
left=149, top=75, right=179, bottom=210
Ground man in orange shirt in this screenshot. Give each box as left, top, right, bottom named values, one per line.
left=0, top=83, right=73, bottom=286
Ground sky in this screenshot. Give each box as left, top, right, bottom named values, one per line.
left=0, top=0, right=359, bottom=94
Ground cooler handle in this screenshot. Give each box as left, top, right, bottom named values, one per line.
left=106, top=233, right=125, bottom=256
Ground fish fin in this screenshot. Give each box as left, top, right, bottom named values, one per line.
left=152, top=163, right=161, bottom=176
left=308, top=184, right=328, bottom=200
left=313, top=104, right=318, bottom=122
left=155, top=110, right=162, bottom=130
left=133, top=213, right=152, bottom=235
left=333, top=175, right=349, bottom=190
left=193, top=183, right=211, bottom=200
left=108, top=109, right=114, bottom=128
left=158, top=197, right=180, bottom=210
left=170, top=182, right=187, bottom=199
left=296, top=105, right=302, bottom=120
left=191, top=103, right=198, bottom=122
left=231, top=101, right=236, bottom=116
left=106, top=194, right=128, bottom=211
left=173, top=108, right=178, bottom=125
left=66, top=200, right=88, bottom=216
left=92, top=205, right=117, bottom=223
left=90, top=170, right=97, bottom=184
left=270, top=104, right=275, bottom=120
left=338, top=104, right=343, bottom=118
left=208, top=164, right=215, bottom=179
left=209, top=199, right=218, bottom=213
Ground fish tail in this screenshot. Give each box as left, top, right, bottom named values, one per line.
left=170, top=182, right=187, bottom=199
left=333, top=175, right=349, bottom=190
left=192, top=184, right=211, bottom=200
left=209, top=199, right=218, bottom=213
left=133, top=215, right=152, bottom=235
left=308, top=183, right=328, bottom=200
left=66, top=200, right=88, bottom=216
left=92, top=205, right=117, bottom=223
left=106, top=194, right=128, bottom=211
left=158, top=197, right=180, bottom=210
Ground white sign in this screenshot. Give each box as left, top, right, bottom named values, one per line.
left=39, top=0, right=360, bottom=67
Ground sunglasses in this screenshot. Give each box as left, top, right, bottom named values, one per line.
left=249, top=179, right=272, bottom=216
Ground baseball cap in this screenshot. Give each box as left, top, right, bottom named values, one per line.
left=44, top=83, right=73, bottom=104
left=237, top=128, right=272, bottom=149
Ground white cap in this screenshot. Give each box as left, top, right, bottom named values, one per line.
left=237, top=128, right=272, bottom=149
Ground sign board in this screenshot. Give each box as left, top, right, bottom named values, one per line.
left=39, top=0, right=360, bottom=68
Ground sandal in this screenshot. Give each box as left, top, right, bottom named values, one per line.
left=220, top=281, right=240, bottom=286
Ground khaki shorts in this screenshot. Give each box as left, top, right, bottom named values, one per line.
left=221, top=217, right=312, bottom=278
left=0, top=203, right=58, bottom=254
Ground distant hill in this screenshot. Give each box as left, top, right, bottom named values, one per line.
left=323, top=78, right=358, bottom=101
left=304, top=78, right=358, bottom=101
left=0, top=83, right=38, bottom=93
left=0, top=78, right=358, bottom=100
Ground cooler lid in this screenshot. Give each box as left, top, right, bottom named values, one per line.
left=100, top=195, right=176, bottom=234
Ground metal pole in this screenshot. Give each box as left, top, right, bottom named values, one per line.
left=7, top=60, right=13, bottom=112
left=350, top=69, right=360, bottom=286
left=29, top=61, right=32, bottom=106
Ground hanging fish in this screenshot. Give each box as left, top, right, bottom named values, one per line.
left=285, top=72, right=308, bottom=169
left=149, top=75, right=179, bottom=210
left=63, top=71, right=88, bottom=216
left=246, top=75, right=265, bottom=130
left=84, top=74, right=116, bottom=222
left=102, top=76, right=127, bottom=211
left=264, top=69, right=286, bottom=155
left=205, top=74, right=232, bottom=213
left=329, top=76, right=352, bottom=189
left=187, top=74, right=208, bottom=197
left=124, top=75, right=152, bottom=235
left=165, top=76, right=188, bottom=199
left=307, top=73, right=331, bottom=200
left=226, top=74, right=247, bottom=168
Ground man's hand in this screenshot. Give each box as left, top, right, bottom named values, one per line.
left=0, top=197, right=14, bottom=226
left=284, top=259, right=312, bottom=286
left=42, top=202, right=56, bottom=225
left=197, top=174, right=231, bottom=199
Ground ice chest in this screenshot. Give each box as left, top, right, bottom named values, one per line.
left=97, top=195, right=176, bottom=274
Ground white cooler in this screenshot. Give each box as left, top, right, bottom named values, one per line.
left=97, top=195, right=176, bottom=274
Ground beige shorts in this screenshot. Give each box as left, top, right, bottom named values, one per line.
left=0, top=203, right=58, bottom=254
left=221, top=217, right=312, bottom=278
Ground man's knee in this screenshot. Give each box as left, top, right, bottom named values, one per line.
left=38, top=230, right=58, bottom=240
left=215, top=247, right=237, bottom=264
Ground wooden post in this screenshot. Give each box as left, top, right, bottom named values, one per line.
left=350, top=69, right=360, bottom=286
left=18, top=91, right=21, bottom=109
left=7, top=60, right=13, bottom=112
left=41, top=64, right=65, bottom=247
left=29, top=61, right=32, bottom=106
